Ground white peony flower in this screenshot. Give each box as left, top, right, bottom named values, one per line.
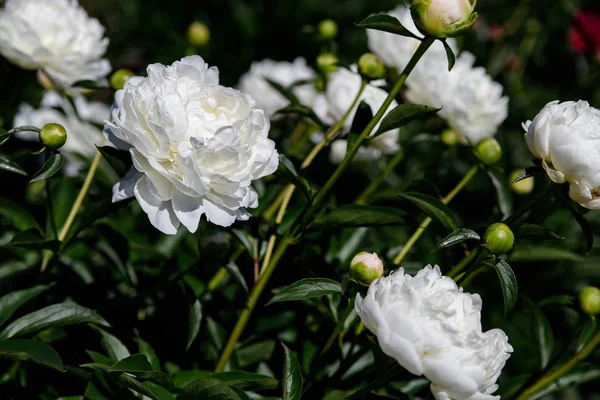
left=367, top=5, right=456, bottom=74
left=238, top=58, right=317, bottom=118
left=314, top=67, right=400, bottom=165
left=104, top=56, right=279, bottom=234
left=523, top=100, right=600, bottom=209
left=405, top=52, right=508, bottom=145
left=355, top=265, right=512, bottom=400
left=14, top=91, right=108, bottom=176
left=0, top=0, right=111, bottom=89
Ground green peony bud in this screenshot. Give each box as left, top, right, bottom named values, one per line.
left=483, top=222, right=514, bottom=254
left=358, top=53, right=385, bottom=80
left=475, top=138, right=502, bottom=165
left=110, top=69, right=135, bottom=91
left=39, top=123, right=67, bottom=150
left=508, top=169, right=534, bottom=195
left=580, top=286, right=600, bottom=316
left=410, top=0, right=477, bottom=39
left=187, top=21, right=210, bottom=47
left=318, top=18, right=338, bottom=40
left=441, top=129, right=460, bottom=146
left=317, top=53, right=339, bottom=75
left=350, top=251, right=384, bottom=286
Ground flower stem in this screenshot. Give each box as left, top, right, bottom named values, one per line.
left=321, top=297, right=355, bottom=355
left=393, top=164, right=479, bottom=265
left=355, top=149, right=405, bottom=205
left=515, top=329, right=600, bottom=400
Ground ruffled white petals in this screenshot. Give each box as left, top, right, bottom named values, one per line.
left=355, top=265, right=512, bottom=400
left=112, top=167, right=142, bottom=202
left=0, top=0, right=111, bottom=89
left=106, top=55, right=278, bottom=234
left=524, top=100, right=600, bottom=209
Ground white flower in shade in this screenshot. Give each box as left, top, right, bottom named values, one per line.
left=104, top=56, right=279, bottom=234
left=238, top=58, right=317, bottom=118
left=405, top=52, right=508, bottom=145
left=0, top=0, right=111, bottom=89
left=314, top=67, right=400, bottom=165
left=523, top=100, right=600, bottom=209
left=367, top=5, right=456, bottom=74
left=355, top=265, right=512, bottom=400
left=14, top=91, right=108, bottom=176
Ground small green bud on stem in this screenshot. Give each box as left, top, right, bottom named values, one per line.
left=110, top=69, right=135, bottom=91
left=483, top=222, right=514, bottom=254
left=358, top=53, right=385, bottom=80
left=187, top=21, right=210, bottom=47
left=350, top=251, right=384, bottom=286
left=475, top=138, right=502, bottom=165
left=580, top=286, right=600, bottom=317
left=39, top=123, right=67, bottom=150
left=508, top=169, right=534, bottom=195
left=411, top=0, right=478, bottom=39
left=317, top=53, right=339, bottom=75
left=441, top=129, right=460, bottom=146
left=318, top=19, right=338, bottom=40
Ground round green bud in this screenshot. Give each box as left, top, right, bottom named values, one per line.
left=187, top=21, right=210, bottom=47
left=358, top=53, right=386, bottom=80
left=441, top=129, right=460, bottom=146
left=483, top=223, right=515, bottom=254
left=316, top=53, right=339, bottom=75
left=318, top=18, right=338, bottom=40
left=350, top=251, right=384, bottom=286
left=110, top=69, right=135, bottom=91
left=580, top=286, right=600, bottom=316
left=410, top=0, right=478, bottom=39
left=508, top=169, right=534, bottom=196
left=39, top=123, right=67, bottom=150
left=475, top=138, right=502, bottom=165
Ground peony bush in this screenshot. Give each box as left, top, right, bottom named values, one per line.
left=0, top=0, right=599, bottom=399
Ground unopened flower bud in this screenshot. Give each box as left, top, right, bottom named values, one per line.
left=317, top=53, right=338, bottom=75
left=350, top=251, right=384, bottom=286
left=358, top=53, right=385, bottom=80
left=441, top=129, right=460, bottom=146
left=508, top=169, right=534, bottom=195
left=475, top=138, right=502, bottom=165
left=110, top=69, right=135, bottom=91
left=319, top=19, right=338, bottom=40
left=580, top=286, right=600, bottom=316
left=483, top=222, right=514, bottom=254
left=37, top=68, right=54, bottom=90
left=187, top=21, right=210, bottom=47
left=410, top=0, right=478, bottom=39
left=39, top=123, right=67, bottom=150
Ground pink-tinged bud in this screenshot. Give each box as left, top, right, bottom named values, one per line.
left=350, top=252, right=384, bottom=286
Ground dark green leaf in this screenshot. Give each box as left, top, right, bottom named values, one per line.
left=30, top=153, right=64, bottom=183
left=0, top=129, right=11, bottom=145
left=356, top=14, right=420, bottom=39
left=442, top=40, right=455, bottom=71
left=397, top=192, right=456, bottom=231
left=177, top=378, right=241, bottom=400
left=531, top=305, right=554, bottom=368
left=538, top=295, right=573, bottom=307
left=494, top=260, right=518, bottom=316
left=97, top=146, right=132, bottom=177
left=265, top=79, right=299, bottom=105
left=510, top=246, right=584, bottom=262
left=0, top=198, right=41, bottom=231
left=86, top=350, right=113, bottom=365
left=373, top=104, right=440, bottom=138
left=495, top=375, right=529, bottom=398
left=210, top=372, right=278, bottom=391
left=0, top=303, right=110, bottom=339
left=143, top=382, right=176, bottom=400
left=513, top=166, right=543, bottom=183
left=0, top=339, right=63, bottom=371
left=231, top=229, right=256, bottom=259
left=109, top=354, right=152, bottom=373
left=0, top=285, right=50, bottom=327
left=0, top=158, right=27, bottom=176
left=486, top=169, right=513, bottom=218
left=72, top=80, right=108, bottom=89
left=94, top=327, right=130, bottom=362
left=529, top=364, right=600, bottom=400
left=173, top=371, right=212, bottom=389
left=224, top=262, right=248, bottom=294
left=282, top=343, right=302, bottom=400
left=275, top=154, right=312, bottom=199
left=236, top=340, right=275, bottom=368
left=276, top=104, right=326, bottom=129
left=577, top=319, right=597, bottom=353
left=310, top=205, right=406, bottom=230
left=5, top=229, right=60, bottom=251
left=350, top=101, right=373, bottom=138
left=267, top=278, right=341, bottom=305
left=514, top=223, right=563, bottom=240
left=186, top=299, right=202, bottom=351
left=435, top=228, right=480, bottom=250
left=568, top=206, right=593, bottom=253
left=137, top=337, right=160, bottom=371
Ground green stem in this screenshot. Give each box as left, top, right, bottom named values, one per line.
left=393, top=165, right=479, bottom=265
left=44, top=152, right=58, bottom=239
left=321, top=297, right=355, bottom=355
left=447, top=246, right=482, bottom=279
left=355, top=149, right=405, bottom=205
left=515, top=329, right=600, bottom=400
left=455, top=248, right=488, bottom=286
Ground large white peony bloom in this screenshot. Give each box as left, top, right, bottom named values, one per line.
left=355, top=265, right=512, bottom=400
left=314, top=67, right=400, bottom=165
left=523, top=100, right=600, bottom=209
left=14, top=91, right=108, bottom=176
left=238, top=58, right=317, bottom=118
left=405, top=52, right=508, bottom=145
left=367, top=5, right=456, bottom=74
left=0, top=0, right=111, bottom=89
left=104, top=56, right=279, bottom=234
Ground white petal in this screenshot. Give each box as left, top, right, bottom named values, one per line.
left=203, top=199, right=238, bottom=227
left=377, top=327, right=423, bottom=376
left=171, top=190, right=204, bottom=233
left=134, top=176, right=180, bottom=235
left=112, top=167, right=142, bottom=202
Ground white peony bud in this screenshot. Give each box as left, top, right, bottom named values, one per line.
left=104, top=56, right=279, bottom=234
left=349, top=252, right=384, bottom=285
left=355, top=265, right=512, bottom=400
left=523, top=100, right=600, bottom=209
left=0, top=0, right=111, bottom=89
left=410, top=0, right=478, bottom=38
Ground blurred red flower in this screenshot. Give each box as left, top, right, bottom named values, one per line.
left=569, top=9, right=600, bottom=57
